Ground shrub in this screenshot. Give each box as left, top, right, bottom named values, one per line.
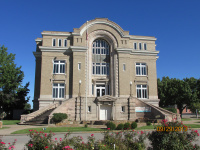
left=0, top=139, right=16, bottom=150
left=52, top=113, right=68, bottom=123
left=106, top=121, right=116, bottom=130
left=116, top=123, right=124, bottom=130
left=124, top=122, right=131, bottom=130
left=146, top=121, right=151, bottom=126
left=131, top=122, right=137, bottom=129
left=148, top=119, right=200, bottom=150
left=163, top=107, right=177, bottom=113
left=84, top=124, right=88, bottom=128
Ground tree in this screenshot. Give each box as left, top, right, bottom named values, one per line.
left=0, top=45, right=30, bottom=118
left=158, top=77, right=199, bottom=118
left=189, top=103, right=200, bottom=117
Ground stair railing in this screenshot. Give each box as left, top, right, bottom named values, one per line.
left=20, top=103, right=58, bottom=124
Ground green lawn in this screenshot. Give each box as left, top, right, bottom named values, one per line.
left=12, top=127, right=104, bottom=134
left=181, top=118, right=192, bottom=121
left=184, top=124, right=200, bottom=128
left=0, top=127, right=10, bottom=130
left=2, top=120, right=20, bottom=125
left=135, top=125, right=158, bottom=130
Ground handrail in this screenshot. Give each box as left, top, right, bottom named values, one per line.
left=20, top=103, right=58, bottom=123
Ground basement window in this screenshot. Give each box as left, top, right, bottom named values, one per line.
left=88, top=106, right=91, bottom=112
left=121, top=106, right=125, bottom=112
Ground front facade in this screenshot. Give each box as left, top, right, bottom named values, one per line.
left=33, top=18, right=160, bottom=121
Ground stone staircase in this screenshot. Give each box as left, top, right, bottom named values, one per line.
left=20, top=103, right=58, bottom=125
left=136, top=99, right=181, bottom=122
left=48, top=98, right=76, bottom=124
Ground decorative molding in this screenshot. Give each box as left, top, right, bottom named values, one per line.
left=116, top=48, right=132, bottom=54
left=80, top=21, right=125, bottom=37
left=131, top=50, right=159, bottom=56
left=39, top=46, right=70, bottom=52
left=33, top=52, right=41, bottom=57
left=41, top=32, right=71, bottom=36
left=130, top=37, right=156, bottom=41
left=115, top=54, right=119, bottom=97
left=96, top=95, right=117, bottom=102
left=35, top=39, right=42, bottom=42
left=70, top=46, right=87, bottom=52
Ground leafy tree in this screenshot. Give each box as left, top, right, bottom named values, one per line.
left=189, top=103, right=200, bottom=114
left=158, top=77, right=199, bottom=118
left=0, top=45, right=30, bottom=118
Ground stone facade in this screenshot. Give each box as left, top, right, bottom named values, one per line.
left=33, top=18, right=161, bottom=121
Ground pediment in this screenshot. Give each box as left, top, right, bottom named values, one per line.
left=96, top=95, right=117, bottom=102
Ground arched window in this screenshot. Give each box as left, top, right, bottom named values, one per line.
left=92, top=39, right=110, bottom=75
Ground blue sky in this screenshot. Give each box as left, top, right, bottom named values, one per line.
left=0, top=0, right=200, bottom=108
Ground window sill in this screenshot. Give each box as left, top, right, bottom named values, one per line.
left=53, top=73, right=66, bottom=75
left=136, top=75, right=147, bottom=77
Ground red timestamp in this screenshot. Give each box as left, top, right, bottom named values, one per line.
left=156, top=126, right=188, bottom=132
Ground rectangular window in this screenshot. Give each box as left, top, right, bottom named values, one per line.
left=137, top=85, right=147, bottom=99
left=139, top=43, right=142, bottom=50
left=92, top=84, right=94, bottom=95
left=88, top=106, right=91, bottom=112
left=107, top=84, right=110, bottom=95
left=136, top=63, right=147, bottom=76
left=53, top=39, right=56, bottom=47
left=144, top=43, right=147, bottom=50
left=96, top=63, right=101, bottom=74
left=78, top=63, right=81, bottom=70
left=53, top=60, right=65, bottom=74
left=53, top=83, right=65, bottom=98
left=134, top=43, right=137, bottom=50
left=123, top=64, right=126, bottom=71
left=64, top=39, right=67, bottom=47
left=121, top=106, right=125, bottom=112
left=58, top=39, right=62, bottom=47
left=92, top=63, right=109, bottom=75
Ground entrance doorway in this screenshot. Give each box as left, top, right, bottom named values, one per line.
left=100, top=105, right=112, bottom=120
left=96, top=85, right=105, bottom=97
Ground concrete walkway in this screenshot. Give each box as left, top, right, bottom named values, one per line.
left=0, top=118, right=199, bottom=136
left=0, top=124, right=48, bottom=135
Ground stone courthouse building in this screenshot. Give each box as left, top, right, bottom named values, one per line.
left=21, top=18, right=177, bottom=124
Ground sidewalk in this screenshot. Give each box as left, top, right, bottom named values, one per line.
left=0, top=119, right=199, bottom=136
left=0, top=124, right=48, bottom=135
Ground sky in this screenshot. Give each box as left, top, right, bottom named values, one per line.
left=0, top=0, right=200, bottom=108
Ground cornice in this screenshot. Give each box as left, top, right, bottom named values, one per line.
left=41, top=32, right=71, bottom=36
left=130, top=37, right=157, bottom=41
left=35, top=39, right=42, bottom=42
left=131, top=50, right=159, bottom=56
left=33, top=52, right=41, bottom=57
left=69, top=46, right=88, bottom=52
left=115, top=48, right=132, bottom=54
left=39, top=46, right=70, bottom=52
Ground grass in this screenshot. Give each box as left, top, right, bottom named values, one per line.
left=0, top=127, right=10, bottom=130
left=1, top=120, right=20, bottom=125
left=12, top=127, right=104, bottom=134
left=184, top=124, right=200, bottom=128
left=181, top=118, right=192, bottom=121
left=136, top=125, right=158, bottom=130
